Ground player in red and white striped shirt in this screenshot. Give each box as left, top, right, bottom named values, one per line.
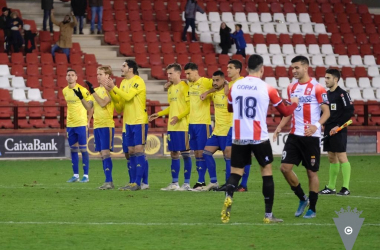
left=221, top=55, right=299, bottom=224
left=273, top=56, right=330, bottom=219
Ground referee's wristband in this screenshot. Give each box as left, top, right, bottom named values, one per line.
left=314, top=122, right=321, bottom=129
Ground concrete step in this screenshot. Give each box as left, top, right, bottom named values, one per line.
left=147, top=93, right=168, bottom=103
left=72, top=38, right=101, bottom=47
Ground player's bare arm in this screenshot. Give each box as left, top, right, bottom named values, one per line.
left=304, top=104, right=330, bottom=137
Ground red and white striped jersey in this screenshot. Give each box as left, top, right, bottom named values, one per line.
left=287, top=78, right=328, bottom=137
left=228, top=76, right=282, bottom=143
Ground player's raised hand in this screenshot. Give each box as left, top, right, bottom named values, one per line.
left=149, top=113, right=159, bottom=122
left=273, top=126, right=281, bottom=142
left=86, top=81, right=95, bottom=94
left=73, top=88, right=83, bottom=99
left=170, top=116, right=179, bottom=125
left=104, top=78, right=115, bottom=91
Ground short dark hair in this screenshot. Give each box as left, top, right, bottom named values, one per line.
left=228, top=60, right=242, bottom=73
left=235, top=24, right=242, bottom=29
left=166, top=63, right=182, bottom=72
left=184, top=62, right=198, bottom=71
left=291, top=55, right=309, bottom=65
left=125, top=59, right=139, bottom=75
left=212, top=70, right=224, bottom=77
left=247, top=54, right=263, bottom=72
left=326, top=68, right=341, bottom=82
left=67, top=69, right=77, bottom=74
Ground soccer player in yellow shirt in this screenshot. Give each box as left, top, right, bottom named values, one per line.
left=105, top=60, right=148, bottom=191
left=63, top=69, right=92, bottom=183
left=149, top=63, right=192, bottom=191
left=220, top=60, right=251, bottom=192
left=74, top=66, right=115, bottom=190
left=184, top=62, right=213, bottom=191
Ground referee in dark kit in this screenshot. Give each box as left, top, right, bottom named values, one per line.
left=319, top=69, right=354, bottom=196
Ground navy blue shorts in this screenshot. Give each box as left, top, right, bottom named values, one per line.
left=225, top=127, right=232, bottom=147
left=126, top=124, right=148, bottom=147
left=189, top=124, right=212, bottom=151
left=205, top=134, right=228, bottom=151
left=67, top=126, right=87, bottom=146
left=167, top=131, right=190, bottom=152
left=94, top=127, right=115, bottom=152
left=122, top=132, right=128, bottom=153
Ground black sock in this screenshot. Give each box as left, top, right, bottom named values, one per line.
left=226, top=173, right=241, bottom=198
left=262, top=176, right=274, bottom=214
left=309, top=191, right=318, bottom=212
left=291, top=183, right=306, bottom=201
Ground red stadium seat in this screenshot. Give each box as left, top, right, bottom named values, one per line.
left=39, top=31, right=51, bottom=42
left=336, top=13, right=348, bottom=24
left=85, top=65, right=97, bottom=77
left=56, top=77, right=67, bottom=89
left=190, top=54, right=204, bottom=66
left=163, top=54, right=175, bottom=65
left=345, top=3, right=357, bottom=14
left=140, top=0, right=152, bottom=11
left=369, top=34, right=380, bottom=44
left=156, top=12, right=169, bottom=22
left=308, top=3, right=321, bottom=14
left=55, top=53, right=68, bottom=65
left=349, top=13, right=361, bottom=24
left=26, top=53, right=39, bottom=66
left=41, top=53, right=53, bottom=65
left=115, top=10, right=127, bottom=21
left=154, top=1, right=166, bottom=11
left=126, top=0, right=139, bottom=11
left=102, top=10, right=113, bottom=21
left=11, top=53, right=24, bottom=65
left=275, top=66, right=288, bottom=78
left=203, top=43, right=215, bottom=54
left=172, top=32, right=182, bottom=43
left=147, top=43, right=160, bottom=54
left=169, top=11, right=182, bottom=22
left=263, top=66, right=275, bottom=78
left=218, top=54, right=230, bottom=65
left=189, top=43, right=201, bottom=55
left=245, top=2, right=257, bottom=12
left=71, top=43, right=82, bottom=55
left=132, top=32, right=145, bottom=43
left=253, top=34, right=265, bottom=45
left=159, top=31, right=172, bottom=43
left=0, top=89, right=11, bottom=102
left=315, top=67, right=326, bottom=78
left=339, top=23, right=352, bottom=34
left=54, top=65, right=67, bottom=77
left=175, top=43, right=188, bottom=54
left=206, top=65, right=219, bottom=78
left=374, top=15, right=380, bottom=26
left=360, top=44, right=372, bottom=56
left=334, top=44, right=347, bottom=55
left=135, top=53, right=150, bottom=68
left=373, top=44, right=380, bottom=56
left=119, top=43, right=133, bottom=56
left=279, top=34, right=292, bottom=45
left=167, top=2, right=179, bottom=11
left=70, top=54, right=83, bottom=66
left=354, top=67, right=367, bottom=78
left=257, top=3, right=270, bottom=13
left=176, top=53, right=190, bottom=66
left=170, top=22, right=182, bottom=32
left=266, top=34, right=279, bottom=45
left=283, top=3, right=295, bottom=13
left=243, top=34, right=252, bottom=44
left=295, top=3, right=307, bottom=13
left=292, top=34, right=304, bottom=45
left=161, top=43, right=174, bottom=54
left=355, top=33, right=368, bottom=45
left=206, top=2, right=218, bottom=12
left=104, top=31, right=118, bottom=45
left=149, top=54, right=162, bottom=66
left=145, top=32, right=158, bottom=44
left=232, top=2, right=244, bottom=12
left=11, top=65, right=24, bottom=77
left=102, top=20, right=115, bottom=32
left=129, top=21, right=142, bottom=32
left=333, top=3, right=345, bottom=14
left=341, top=67, right=354, bottom=79
left=321, top=3, right=332, bottom=13
left=151, top=66, right=166, bottom=80
left=205, top=54, right=217, bottom=66
left=343, top=33, right=356, bottom=45
left=347, top=44, right=360, bottom=57
left=357, top=4, right=369, bottom=14
left=41, top=76, right=55, bottom=89
left=42, top=89, right=56, bottom=101
left=26, top=64, right=41, bottom=77
left=324, top=13, right=336, bottom=24
left=365, top=24, right=377, bottom=35
left=326, top=23, right=339, bottom=34
left=271, top=3, right=282, bottom=13
left=318, top=34, right=330, bottom=45
left=142, top=10, right=155, bottom=21
left=26, top=76, right=40, bottom=88
left=0, top=53, right=9, bottom=65
left=305, top=34, right=317, bottom=45
left=352, top=23, right=364, bottom=35
left=330, top=33, right=342, bottom=45
left=116, top=20, right=129, bottom=32
left=118, top=31, right=131, bottom=43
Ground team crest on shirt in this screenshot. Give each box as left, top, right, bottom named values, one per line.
left=311, top=156, right=316, bottom=166
left=305, top=88, right=312, bottom=95
left=331, top=103, right=337, bottom=110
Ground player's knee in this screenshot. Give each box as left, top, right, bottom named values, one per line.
left=171, top=151, right=180, bottom=159
left=181, top=151, right=190, bottom=159
left=203, top=150, right=213, bottom=157
left=70, top=146, right=79, bottom=153
left=280, top=165, right=290, bottom=173
left=79, top=145, right=87, bottom=153
left=102, top=153, right=111, bottom=160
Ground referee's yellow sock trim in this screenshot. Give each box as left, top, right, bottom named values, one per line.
left=341, top=162, right=351, bottom=190
left=327, top=163, right=340, bottom=190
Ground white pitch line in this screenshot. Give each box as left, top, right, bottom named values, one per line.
left=0, top=221, right=378, bottom=227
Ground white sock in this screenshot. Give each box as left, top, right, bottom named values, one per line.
left=74, top=174, right=79, bottom=178
left=83, top=175, right=88, bottom=178
left=265, top=213, right=273, bottom=218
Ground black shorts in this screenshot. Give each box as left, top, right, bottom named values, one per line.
left=231, top=140, right=273, bottom=168
left=281, top=134, right=320, bottom=172
left=323, top=126, right=347, bottom=153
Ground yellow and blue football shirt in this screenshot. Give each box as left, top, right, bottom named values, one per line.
left=63, top=83, right=91, bottom=127
left=212, top=87, right=232, bottom=136
left=188, top=77, right=213, bottom=125
left=90, top=86, right=115, bottom=129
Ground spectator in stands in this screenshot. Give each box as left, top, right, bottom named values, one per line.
left=89, top=0, right=103, bottom=34
left=41, top=0, right=54, bottom=33
left=0, top=7, right=11, bottom=53
left=24, top=24, right=37, bottom=54
left=230, top=24, right=247, bottom=58
left=8, top=11, right=23, bottom=53
left=71, top=0, right=87, bottom=35
left=51, top=10, right=77, bottom=62
left=219, top=22, right=232, bottom=55
left=182, top=0, right=204, bottom=42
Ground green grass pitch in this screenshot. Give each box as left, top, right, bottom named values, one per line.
left=0, top=156, right=379, bottom=250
